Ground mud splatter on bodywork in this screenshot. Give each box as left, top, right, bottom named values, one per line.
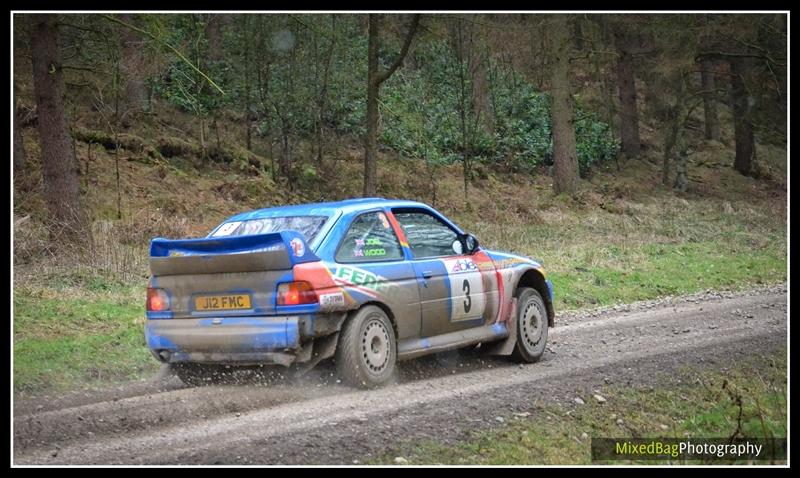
left=144, top=199, right=554, bottom=369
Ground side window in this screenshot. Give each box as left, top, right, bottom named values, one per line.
left=393, top=210, right=459, bottom=259
left=335, top=211, right=404, bottom=263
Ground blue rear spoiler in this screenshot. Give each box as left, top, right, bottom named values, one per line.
left=149, top=230, right=319, bottom=266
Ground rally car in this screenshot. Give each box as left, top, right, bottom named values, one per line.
left=145, top=198, right=554, bottom=388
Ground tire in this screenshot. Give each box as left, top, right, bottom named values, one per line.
left=170, top=363, right=226, bottom=387
left=335, top=305, right=397, bottom=388
left=510, top=287, right=549, bottom=363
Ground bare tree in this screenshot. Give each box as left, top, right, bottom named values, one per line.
left=312, top=15, right=337, bottom=165
left=14, top=101, right=26, bottom=174
left=29, top=14, right=88, bottom=241
left=613, top=22, right=641, bottom=159
left=241, top=15, right=253, bottom=151
left=700, top=60, right=721, bottom=141
left=729, top=56, right=756, bottom=176
left=449, top=17, right=477, bottom=199
left=119, top=13, right=149, bottom=114
left=363, top=13, right=420, bottom=197
left=205, top=14, right=224, bottom=64
left=550, top=15, right=580, bottom=195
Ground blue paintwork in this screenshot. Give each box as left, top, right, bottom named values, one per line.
left=151, top=230, right=319, bottom=267
left=147, top=311, right=174, bottom=320
left=145, top=316, right=300, bottom=355
left=146, top=197, right=553, bottom=364
left=145, top=326, right=179, bottom=350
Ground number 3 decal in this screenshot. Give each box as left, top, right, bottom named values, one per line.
left=462, top=279, right=472, bottom=313
left=444, top=258, right=485, bottom=321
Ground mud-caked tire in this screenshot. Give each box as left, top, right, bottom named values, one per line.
left=510, top=287, right=549, bottom=363
left=335, top=305, right=396, bottom=388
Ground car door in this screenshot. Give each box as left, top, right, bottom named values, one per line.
left=332, top=210, right=421, bottom=341
left=391, top=208, right=493, bottom=337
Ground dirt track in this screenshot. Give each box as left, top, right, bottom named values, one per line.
left=13, top=285, right=787, bottom=465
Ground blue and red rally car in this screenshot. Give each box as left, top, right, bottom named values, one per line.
left=145, top=198, right=554, bottom=388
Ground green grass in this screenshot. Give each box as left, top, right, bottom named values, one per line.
left=460, top=190, right=787, bottom=310
left=368, top=352, right=787, bottom=465
left=13, top=281, right=159, bottom=393
left=546, top=241, right=786, bottom=309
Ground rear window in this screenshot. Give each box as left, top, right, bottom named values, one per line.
left=210, top=216, right=328, bottom=243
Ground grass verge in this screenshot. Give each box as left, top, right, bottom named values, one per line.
left=13, top=281, right=159, bottom=393
left=368, top=351, right=787, bottom=465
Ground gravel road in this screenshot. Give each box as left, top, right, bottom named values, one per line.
left=13, top=285, right=787, bottom=465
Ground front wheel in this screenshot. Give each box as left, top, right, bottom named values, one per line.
left=510, top=287, right=549, bottom=363
left=335, top=305, right=397, bottom=388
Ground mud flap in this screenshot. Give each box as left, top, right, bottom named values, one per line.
left=485, top=298, right=518, bottom=356
left=293, top=332, right=339, bottom=377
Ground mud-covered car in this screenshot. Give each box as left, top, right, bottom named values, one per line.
left=145, top=198, right=554, bottom=388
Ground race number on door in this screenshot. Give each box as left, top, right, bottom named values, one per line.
left=443, top=258, right=486, bottom=321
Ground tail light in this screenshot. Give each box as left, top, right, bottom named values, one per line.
left=147, top=287, right=170, bottom=311
left=277, top=281, right=317, bottom=306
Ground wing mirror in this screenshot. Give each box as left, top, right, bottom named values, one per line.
left=458, top=233, right=480, bottom=255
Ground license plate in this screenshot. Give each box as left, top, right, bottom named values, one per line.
left=194, top=294, right=252, bottom=311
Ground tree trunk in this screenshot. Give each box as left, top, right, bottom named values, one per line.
left=280, top=132, right=293, bottom=191
left=673, top=131, right=688, bottom=193
left=573, top=16, right=584, bottom=51
left=363, top=15, right=380, bottom=197
left=316, top=16, right=336, bottom=165
left=614, top=28, right=641, bottom=159
left=700, top=60, right=721, bottom=141
left=14, top=108, right=25, bottom=174
left=471, top=47, right=493, bottom=136
left=550, top=15, right=580, bottom=195
left=362, top=14, right=419, bottom=197
left=242, top=15, right=252, bottom=151
left=29, top=14, right=88, bottom=241
left=199, top=117, right=206, bottom=164
left=119, top=14, right=149, bottom=114
left=729, top=57, right=756, bottom=176
left=206, top=14, right=223, bottom=64
left=450, top=18, right=472, bottom=199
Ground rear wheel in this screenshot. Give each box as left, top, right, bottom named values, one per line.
left=335, top=305, right=396, bottom=388
left=510, top=287, right=549, bottom=363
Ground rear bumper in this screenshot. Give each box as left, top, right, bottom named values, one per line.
left=145, top=315, right=301, bottom=365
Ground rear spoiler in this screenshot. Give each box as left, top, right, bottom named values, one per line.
left=149, top=230, right=319, bottom=277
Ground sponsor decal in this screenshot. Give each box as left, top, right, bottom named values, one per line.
left=332, top=265, right=384, bottom=292
left=211, top=221, right=242, bottom=237
left=290, top=237, right=305, bottom=257
left=378, top=212, right=391, bottom=229
left=450, top=258, right=478, bottom=273
left=353, top=237, right=387, bottom=257
left=442, top=258, right=486, bottom=321
left=319, top=292, right=346, bottom=308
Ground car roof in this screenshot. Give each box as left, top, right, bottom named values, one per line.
left=225, top=198, right=434, bottom=221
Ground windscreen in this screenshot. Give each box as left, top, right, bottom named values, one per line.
left=210, top=216, right=329, bottom=243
